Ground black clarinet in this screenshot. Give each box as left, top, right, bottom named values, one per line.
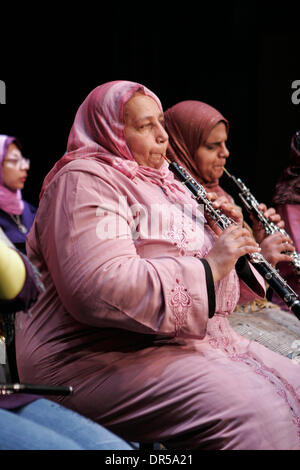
left=223, top=167, right=300, bottom=275
left=165, top=158, right=300, bottom=319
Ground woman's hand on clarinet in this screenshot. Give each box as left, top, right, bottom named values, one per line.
left=260, top=232, right=295, bottom=266
left=204, top=224, right=260, bottom=282
left=251, top=203, right=284, bottom=243
left=206, top=192, right=243, bottom=235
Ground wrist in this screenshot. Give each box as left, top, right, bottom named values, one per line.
left=203, top=255, right=218, bottom=282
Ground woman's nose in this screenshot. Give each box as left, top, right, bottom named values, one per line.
left=157, top=124, right=169, bottom=144
left=19, top=160, right=30, bottom=170
left=220, top=143, right=230, bottom=158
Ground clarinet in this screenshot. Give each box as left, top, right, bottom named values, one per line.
left=223, top=167, right=300, bottom=275
left=164, top=158, right=300, bottom=319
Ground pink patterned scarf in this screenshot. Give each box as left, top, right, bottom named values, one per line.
left=0, top=134, right=24, bottom=215
left=40, top=81, right=186, bottom=202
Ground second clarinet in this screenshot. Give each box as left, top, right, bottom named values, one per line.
left=223, top=167, right=300, bottom=275
left=166, top=159, right=300, bottom=320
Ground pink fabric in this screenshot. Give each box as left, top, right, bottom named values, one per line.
left=14, top=82, right=300, bottom=450
left=164, top=100, right=229, bottom=195
left=270, top=204, right=300, bottom=311
left=280, top=205, right=300, bottom=253
left=15, top=160, right=300, bottom=450
left=40, top=81, right=186, bottom=203
left=0, top=134, right=24, bottom=215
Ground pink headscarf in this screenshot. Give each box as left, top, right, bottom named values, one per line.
left=40, top=80, right=186, bottom=202
left=164, top=101, right=229, bottom=194
left=0, top=134, right=24, bottom=215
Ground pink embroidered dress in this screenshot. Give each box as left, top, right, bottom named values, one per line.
left=15, top=82, right=300, bottom=450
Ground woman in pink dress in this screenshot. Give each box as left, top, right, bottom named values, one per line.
left=15, top=81, right=300, bottom=450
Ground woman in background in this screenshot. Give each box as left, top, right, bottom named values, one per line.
left=271, top=130, right=300, bottom=310
left=0, top=135, right=35, bottom=254
left=164, top=100, right=295, bottom=273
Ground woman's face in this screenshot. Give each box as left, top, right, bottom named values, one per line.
left=194, top=122, right=229, bottom=182
left=2, top=143, right=29, bottom=191
left=124, top=93, right=169, bottom=169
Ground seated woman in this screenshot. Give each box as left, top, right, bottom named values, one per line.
left=15, top=81, right=300, bottom=450
left=0, top=233, right=132, bottom=450
left=271, top=130, right=300, bottom=310
left=0, top=135, right=36, bottom=254
left=164, top=101, right=296, bottom=298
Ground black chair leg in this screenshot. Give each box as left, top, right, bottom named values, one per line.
left=6, top=336, right=19, bottom=382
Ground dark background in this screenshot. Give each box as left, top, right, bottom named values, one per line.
left=1, top=1, right=299, bottom=208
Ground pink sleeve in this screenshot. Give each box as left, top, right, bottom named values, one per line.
left=276, top=204, right=300, bottom=252
left=37, top=169, right=211, bottom=339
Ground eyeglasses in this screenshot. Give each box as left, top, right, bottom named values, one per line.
left=4, top=157, right=30, bottom=170
left=3, top=149, right=30, bottom=170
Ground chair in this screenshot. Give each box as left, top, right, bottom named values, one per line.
left=0, top=311, right=72, bottom=398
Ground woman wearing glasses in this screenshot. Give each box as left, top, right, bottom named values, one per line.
left=0, top=135, right=35, bottom=254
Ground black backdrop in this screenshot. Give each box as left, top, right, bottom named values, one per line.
left=1, top=1, right=299, bottom=208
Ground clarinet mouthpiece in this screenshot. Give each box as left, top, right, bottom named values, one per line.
left=162, top=155, right=171, bottom=164
left=223, top=167, right=231, bottom=177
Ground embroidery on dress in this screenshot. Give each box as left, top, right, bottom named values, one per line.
left=244, top=352, right=300, bottom=437
left=193, top=249, right=208, bottom=259
left=169, top=279, right=192, bottom=335
left=164, top=225, right=188, bottom=255
left=163, top=209, right=198, bottom=256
